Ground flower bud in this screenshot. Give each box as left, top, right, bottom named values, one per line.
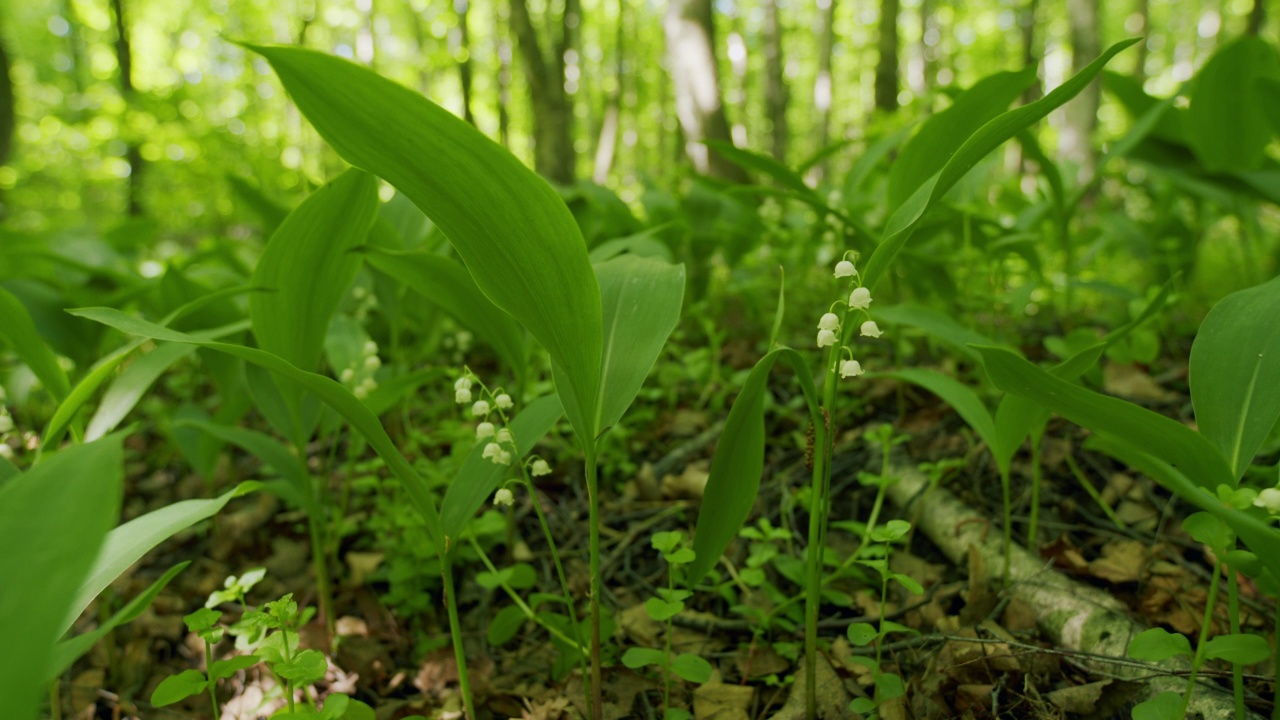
left=834, top=260, right=856, bottom=278
left=493, top=488, right=515, bottom=506
left=860, top=321, right=883, bottom=338
left=531, top=459, right=551, bottom=476
left=849, top=287, right=872, bottom=309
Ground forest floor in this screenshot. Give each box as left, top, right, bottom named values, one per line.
left=60, top=366, right=1276, bottom=720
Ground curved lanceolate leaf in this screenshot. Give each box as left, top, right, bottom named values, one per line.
left=363, top=247, right=527, bottom=384
left=975, top=345, right=1234, bottom=492
left=1189, top=274, right=1280, bottom=478
left=593, top=255, right=685, bottom=433
left=887, top=68, right=1037, bottom=212
left=862, top=39, right=1139, bottom=289
left=179, top=421, right=315, bottom=515
left=250, top=168, right=379, bottom=372
left=439, top=394, right=565, bottom=540
left=86, top=343, right=198, bottom=441
left=245, top=44, right=602, bottom=448
left=702, top=139, right=815, bottom=197
left=0, top=285, right=71, bottom=400
left=876, top=369, right=1002, bottom=472
left=0, top=436, right=123, bottom=720
left=69, top=307, right=445, bottom=544
left=64, top=480, right=260, bottom=635
left=1186, top=37, right=1280, bottom=173
left=689, top=348, right=822, bottom=584
left=873, top=304, right=1000, bottom=363
left=49, top=561, right=189, bottom=681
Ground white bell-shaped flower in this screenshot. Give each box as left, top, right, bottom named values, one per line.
left=472, top=400, right=491, bottom=417
left=454, top=376, right=473, bottom=391
left=834, top=260, right=856, bottom=278
left=849, top=287, right=872, bottom=309
left=817, top=329, right=837, bottom=348
left=496, top=428, right=514, bottom=445
left=1254, top=488, right=1280, bottom=515
left=476, top=422, right=496, bottom=440
left=840, top=360, right=865, bottom=378
left=817, top=313, right=841, bottom=331
left=495, top=393, right=514, bottom=410
left=860, top=321, right=883, bottom=338
left=495, top=450, right=513, bottom=465
left=482, top=442, right=502, bottom=460
left=531, top=459, right=551, bottom=476
left=455, top=387, right=472, bottom=404
left=493, top=488, right=515, bottom=506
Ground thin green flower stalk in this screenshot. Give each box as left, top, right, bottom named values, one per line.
left=804, top=252, right=876, bottom=718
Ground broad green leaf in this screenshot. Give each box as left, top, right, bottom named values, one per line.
left=64, top=480, right=260, bottom=635
left=689, top=347, right=822, bottom=584
left=1132, top=691, right=1183, bottom=720
left=847, top=622, right=877, bottom=646
left=439, top=394, right=564, bottom=539
left=180, top=421, right=315, bottom=515
left=246, top=44, right=602, bottom=447
left=1182, top=512, right=1233, bottom=553
left=870, top=304, right=1000, bottom=363
left=863, top=39, right=1138, bottom=289
left=592, top=255, right=685, bottom=433
left=645, top=597, right=684, bottom=622
left=363, top=247, right=527, bottom=385
left=1186, top=37, right=1280, bottom=172
left=150, top=669, right=208, bottom=706
left=488, top=604, right=527, bottom=646
left=876, top=368, right=1001, bottom=471
left=1201, top=633, right=1272, bottom=665
left=250, top=168, right=379, bottom=373
left=1127, top=627, right=1192, bottom=662
left=275, top=648, right=328, bottom=682
left=1188, top=274, right=1280, bottom=478
left=888, top=68, right=1036, bottom=211
left=0, top=285, right=70, bottom=400
left=670, top=653, right=713, bottom=683
left=49, top=561, right=189, bottom=681
left=702, top=138, right=815, bottom=197
left=974, top=345, right=1234, bottom=492
left=0, top=436, right=123, bottom=720
left=588, top=227, right=676, bottom=264
left=622, top=647, right=668, bottom=669
left=85, top=343, right=197, bottom=441
left=69, top=307, right=445, bottom=545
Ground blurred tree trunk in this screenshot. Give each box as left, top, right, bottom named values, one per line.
left=1061, top=0, right=1100, bottom=182
left=509, top=0, right=576, bottom=184
left=874, top=0, right=901, bottom=112
left=1020, top=0, right=1042, bottom=101
left=496, top=3, right=512, bottom=147
left=110, top=0, right=144, bottom=216
left=0, top=31, right=13, bottom=218
left=810, top=0, right=836, bottom=180
left=454, top=0, right=475, bottom=124
left=762, top=0, right=787, bottom=162
left=664, top=0, right=746, bottom=181
left=1246, top=0, right=1266, bottom=34
left=592, top=0, right=624, bottom=183
left=357, top=0, right=376, bottom=66
left=1132, top=0, right=1149, bottom=78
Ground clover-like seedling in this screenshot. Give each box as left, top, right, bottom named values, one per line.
left=151, top=607, right=261, bottom=714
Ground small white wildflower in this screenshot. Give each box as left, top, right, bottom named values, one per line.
left=495, top=450, right=512, bottom=465
left=496, top=428, right=513, bottom=445
left=455, top=387, right=472, bottom=404
left=834, top=260, right=856, bottom=278
left=363, top=340, right=379, bottom=355
left=0, top=414, right=12, bottom=434
left=472, top=400, right=491, bottom=417
left=493, top=488, right=514, bottom=506
left=849, top=287, right=872, bottom=309
left=531, top=459, right=551, bottom=476
left=339, top=368, right=355, bottom=383
left=364, top=354, right=381, bottom=370
left=840, top=360, right=865, bottom=378
left=0, top=443, right=13, bottom=460
left=1254, top=488, right=1280, bottom=515
left=817, top=329, right=837, bottom=348
left=495, top=393, right=513, bottom=410
left=817, top=313, right=841, bottom=332
left=353, top=385, right=369, bottom=400
left=476, top=422, right=496, bottom=440
left=860, top=321, right=883, bottom=338
left=454, top=376, right=473, bottom=391
left=482, top=442, right=502, bottom=460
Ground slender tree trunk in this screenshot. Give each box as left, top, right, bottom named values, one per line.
left=874, top=0, right=901, bottom=112
left=1020, top=0, right=1042, bottom=101
left=664, top=0, right=747, bottom=181
left=356, top=0, right=375, bottom=66
left=592, top=0, right=624, bottom=183
left=1132, top=0, right=1149, bottom=78
left=811, top=0, right=837, bottom=179
left=454, top=0, right=475, bottom=124
left=0, top=31, right=13, bottom=219
left=1062, top=0, right=1100, bottom=182
left=1246, top=0, right=1266, bottom=35
left=509, top=0, right=575, bottom=184
left=109, top=0, right=143, bottom=216
left=762, top=0, right=787, bottom=162
left=495, top=3, right=511, bottom=147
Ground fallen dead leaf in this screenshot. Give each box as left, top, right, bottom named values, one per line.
left=765, top=654, right=851, bottom=720
left=694, top=671, right=754, bottom=720
left=1088, top=540, right=1148, bottom=584
left=1046, top=679, right=1112, bottom=714
left=1103, top=363, right=1177, bottom=402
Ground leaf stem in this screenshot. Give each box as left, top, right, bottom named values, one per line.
left=1179, top=556, right=1222, bottom=717
left=586, top=452, right=604, bottom=720
left=441, top=549, right=477, bottom=720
